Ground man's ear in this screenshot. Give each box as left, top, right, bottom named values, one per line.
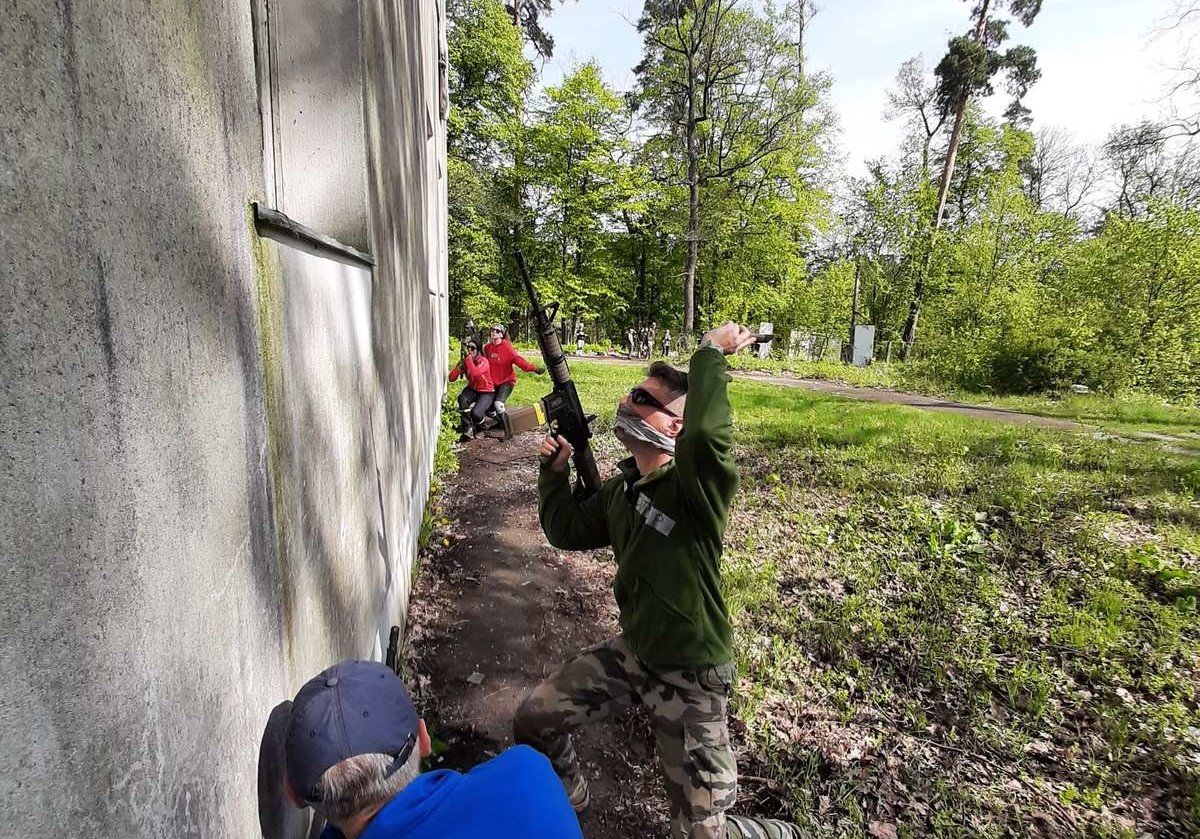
left=666, top=416, right=684, bottom=437
left=417, top=719, right=432, bottom=759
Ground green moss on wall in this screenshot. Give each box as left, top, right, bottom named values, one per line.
left=248, top=204, right=296, bottom=673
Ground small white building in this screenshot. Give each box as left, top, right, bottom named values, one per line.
left=0, top=1, right=448, bottom=835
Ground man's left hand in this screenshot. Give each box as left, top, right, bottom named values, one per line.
left=701, top=322, right=757, bottom=355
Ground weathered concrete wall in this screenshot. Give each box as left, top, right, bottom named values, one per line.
left=0, top=0, right=447, bottom=836
left=361, top=0, right=450, bottom=643
left=267, top=0, right=370, bottom=251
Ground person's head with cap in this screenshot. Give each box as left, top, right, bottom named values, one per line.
left=489, top=324, right=507, bottom=344
left=284, top=661, right=432, bottom=837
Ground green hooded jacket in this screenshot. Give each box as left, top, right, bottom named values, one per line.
left=537, top=346, right=737, bottom=668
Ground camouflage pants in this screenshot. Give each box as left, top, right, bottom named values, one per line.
left=513, top=635, right=802, bottom=839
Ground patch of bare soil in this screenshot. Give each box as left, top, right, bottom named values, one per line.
left=404, top=432, right=670, bottom=838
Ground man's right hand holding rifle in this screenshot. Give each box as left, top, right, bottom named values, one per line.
left=515, top=321, right=803, bottom=839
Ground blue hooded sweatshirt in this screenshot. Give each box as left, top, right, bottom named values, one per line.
left=319, top=746, right=582, bottom=839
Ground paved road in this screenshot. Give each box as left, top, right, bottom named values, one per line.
left=733, top=371, right=1088, bottom=431
left=564, top=354, right=1087, bottom=432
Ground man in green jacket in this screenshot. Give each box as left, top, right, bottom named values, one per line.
left=514, top=323, right=800, bottom=839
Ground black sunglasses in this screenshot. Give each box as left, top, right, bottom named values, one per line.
left=465, top=344, right=478, bottom=351
left=630, top=386, right=679, bottom=418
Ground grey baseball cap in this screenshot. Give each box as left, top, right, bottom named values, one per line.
left=284, top=661, right=419, bottom=805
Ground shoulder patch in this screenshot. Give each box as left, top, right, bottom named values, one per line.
left=635, top=493, right=676, bottom=536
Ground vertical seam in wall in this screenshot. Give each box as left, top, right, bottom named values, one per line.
left=265, top=0, right=284, bottom=208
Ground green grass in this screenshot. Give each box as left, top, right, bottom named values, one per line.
left=974, top=393, right=1200, bottom=454
left=466, top=358, right=1200, bottom=838
left=720, top=380, right=1199, bottom=838
left=418, top=392, right=463, bottom=555
left=723, top=355, right=1200, bottom=453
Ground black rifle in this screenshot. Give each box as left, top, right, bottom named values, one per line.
left=515, top=252, right=602, bottom=497
left=384, top=625, right=401, bottom=675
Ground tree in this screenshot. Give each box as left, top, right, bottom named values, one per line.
left=886, top=56, right=949, bottom=179
left=1152, top=0, right=1200, bottom=139
left=900, top=0, right=1043, bottom=359
left=446, top=0, right=533, bottom=327
left=525, top=63, right=644, bottom=335
left=633, top=0, right=828, bottom=339
left=1020, top=126, right=1100, bottom=221
left=504, top=0, right=561, bottom=59
left=1103, top=123, right=1200, bottom=218
left=447, top=0, right=531, bottom=165
left=634, top=0, right=737, bottom=341
left=1083, top=201, right=1200, bottom=398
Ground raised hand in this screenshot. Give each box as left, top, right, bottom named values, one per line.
left=701, top=322, right=757, bottom=355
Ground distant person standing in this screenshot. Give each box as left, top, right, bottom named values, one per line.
left=575, top=324, right=586, bottom=356
left=661, top=330, right=672, bottom=357
left=483, top=325, right=544, bottom=416
left=627, top=327, right=637, bottom=358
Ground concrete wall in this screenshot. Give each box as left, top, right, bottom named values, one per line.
left=265, top=0, right=370, bottom=250
left=0, top=0, right=447, bottom=836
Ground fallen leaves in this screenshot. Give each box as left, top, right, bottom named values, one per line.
left=867, top=821, right=898, bottom=839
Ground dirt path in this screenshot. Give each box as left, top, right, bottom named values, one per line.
left=405, top=432, right=671, bottom=838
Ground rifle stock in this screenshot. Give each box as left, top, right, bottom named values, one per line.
left=515, top=252, right=602, bottom=497
left=384, top=625, right=400, bottom=674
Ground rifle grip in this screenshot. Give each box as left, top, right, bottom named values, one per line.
left=539, top=433, right=559, bottom=469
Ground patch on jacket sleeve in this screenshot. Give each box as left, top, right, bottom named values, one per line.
left=636, top=493, right=676, bottom=536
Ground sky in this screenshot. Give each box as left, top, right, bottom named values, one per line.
left=532, top=0, right=1193, bottom=176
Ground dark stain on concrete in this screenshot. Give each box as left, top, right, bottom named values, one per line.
left=93, top=254, right=117, bottom=378
left=57, top=0, right=82, bottom=125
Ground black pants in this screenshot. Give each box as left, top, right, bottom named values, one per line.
left=491, top=383, right=514, bottom=412
left=458, top=388, right=495, bottom=428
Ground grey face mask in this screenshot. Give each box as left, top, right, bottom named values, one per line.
left=614, top=404, right=677, bottom=455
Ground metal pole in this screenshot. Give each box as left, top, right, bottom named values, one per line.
left=847, top=259, right=861, bottom=364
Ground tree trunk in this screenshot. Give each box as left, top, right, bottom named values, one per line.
left=683, top=42, right=700, bottom=344
left=901, top=0, right=991, bottom=360
left=684, top=138, right=700, bottom=341
left=637, top=244, right=647, bottom=307
left=846, top=259, right=861, bottom=363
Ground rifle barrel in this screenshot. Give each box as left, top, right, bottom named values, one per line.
left=514, top=251, right=601, bottom=496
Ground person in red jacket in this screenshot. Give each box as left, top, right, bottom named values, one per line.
left=449, top=340, right=495, bottom=440
left=483, top=325, right=545, bottom=414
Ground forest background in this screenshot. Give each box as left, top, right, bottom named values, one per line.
left=446, top=0, right=1200, bottom=401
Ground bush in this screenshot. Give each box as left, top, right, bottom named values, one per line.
left=985, top=334, right=1093, bottom=394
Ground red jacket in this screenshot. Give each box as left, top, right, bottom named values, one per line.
left=483, top=338, right=536, bottom=386
left=450, top=353, right=495, bottom=393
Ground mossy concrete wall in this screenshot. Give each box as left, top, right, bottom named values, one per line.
left=0, top=0, right=447, bottom=836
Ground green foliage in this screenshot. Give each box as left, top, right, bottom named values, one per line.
left=933, top=1, right=1042, bottom=125
left=845, top=103, right=1200, bottom=401
left=446, top=0, right=532, bottom=327
left=522, top=63, right=646, bottom=329
left=445, top=0, right=1197, bottom=405
left=633, top=0, right=834, bottom=333
left=446, top=0, right=530, bottom=165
